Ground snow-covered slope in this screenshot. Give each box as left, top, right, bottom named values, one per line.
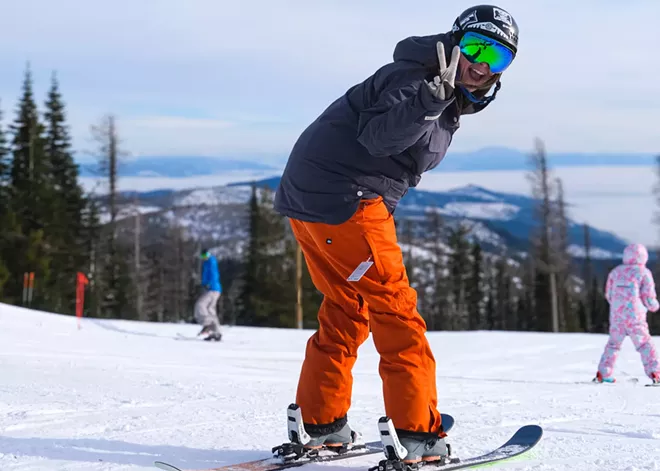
left=1, top=303, right=659, bottom=470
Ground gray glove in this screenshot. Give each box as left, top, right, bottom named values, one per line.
left=425, top=42, right=461, bottom=101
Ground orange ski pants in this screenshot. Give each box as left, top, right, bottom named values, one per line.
left=290, top=197, right=442, bottom=434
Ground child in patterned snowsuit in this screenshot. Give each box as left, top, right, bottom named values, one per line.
left=595, top=243, right=660, bottom=383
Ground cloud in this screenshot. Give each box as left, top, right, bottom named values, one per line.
left=0, top=0, right=658, bottom=158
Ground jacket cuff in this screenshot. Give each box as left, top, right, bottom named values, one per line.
left=418, top=80, right=455, bottom=115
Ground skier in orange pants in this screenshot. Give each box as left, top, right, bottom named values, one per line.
left=274, top=4, right=520, bottom=463
left=290, top=196, right=439, bottom=434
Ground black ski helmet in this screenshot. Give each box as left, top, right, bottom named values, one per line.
left=450, top=5, right=519, bottom=112
left=451, top=5, right=519, bottom=56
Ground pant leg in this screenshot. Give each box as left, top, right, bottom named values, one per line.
left=626, top=321, right=659, bottom=377
left=291, top=219, right=371, bottom=427
left=597, top=320, right=627, bottom=377
left=194, top=290, right=212, bottom=325
left=206, top=291, right=222, bottom=333
left=294, top=197, right=441, bottom=434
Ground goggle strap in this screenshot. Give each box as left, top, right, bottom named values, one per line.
left=459, top=80, right=502, bottom=107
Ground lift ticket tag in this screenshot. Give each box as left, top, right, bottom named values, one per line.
left=347, top=256, right=374, bottom=282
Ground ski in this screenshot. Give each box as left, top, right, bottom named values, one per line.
left=155, top=440, right=383, bottom=471
left=153, top=409, right=455, bottom=471
left=175, top=333, right=221, bottom=342
left=370, top=422, right=542, bottom=471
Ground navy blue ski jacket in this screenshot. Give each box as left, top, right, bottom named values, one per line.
left=274, top=32, right=486, bottom=225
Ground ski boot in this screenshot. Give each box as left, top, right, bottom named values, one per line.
left=397, top=431, right=449, bottom=464
left=650, top=372, right=660, bottom=384
left=304, top=421, right=358, bottom=451
left=203, top=332, right=222, bottom=342
left=370, top=416, right=457, bottom=471
left=593, top=372, right=615, bottom=383
left=197, top=325, right=213, bottom=337
left=272, top=404, right=362, bottom=461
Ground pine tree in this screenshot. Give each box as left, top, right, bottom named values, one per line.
left=239, top=183, right=260, bottom=325
left=590, top=275, right=609, bottom=333
left=255, top=186, right=297, bottom=327
left=90, top=114, right=131, bottom=318
left=0, top=101, right=9, bottom=191
left=238, top=184, right=298, bottom=327
left=6, top=64, right=52, bottom=306
left=651, top=257, right=660, bottom=336
left=519, top=256, right=537, bottom=331
left=426, top=209, right=448, bottom=330
left=467, top=242, right=484, bottom=330
left=527, top=138, right=557, bottom=332
left=80, top=195, right=101, bottom=315
left=401, top=218, right=420, bottom=305
left=554, top=178, right=578, bottom=331
left=149, top=223, right=196, bottom=323
left=43, top=72, right=87, bottom=313
left=300, top=247, right=323, bottom=329
left=652, top=154, right=660, bottom=335
left=10, top=65, right=50, bottom=232
left=0, top=101, right=13, bottom=296
left=484, top=261, right=496, bottom=330
left=654, top=154, right=660, bottom=241
left=447, top=224, right=471, bottom=330
left=494, top=255, right=512, bottom=330
left=581, top=224, right=594, bottom=332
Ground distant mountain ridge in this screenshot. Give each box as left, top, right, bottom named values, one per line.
left=77, top=147, right=656, bottom=178
left=225, top=176, right=630, bottom=258
left=431, top=147, right=656, bottom=171
left=78, top=156, right=278, bottom=178
left=108, top=176, right=630, bottom=262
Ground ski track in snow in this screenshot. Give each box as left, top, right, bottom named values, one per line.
left=1, top=304, right=660, bottom=470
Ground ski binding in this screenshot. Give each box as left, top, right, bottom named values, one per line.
left=154, top=405, right=455, bottom=471
left=369, top=418, right=543, bottom=471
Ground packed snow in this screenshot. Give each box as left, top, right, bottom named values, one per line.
left=1, top=303, right=659, bottom=470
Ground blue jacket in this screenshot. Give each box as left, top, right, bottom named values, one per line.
left=202, top=255, right=222, bottom=292
left=274, top=32, right=488, bottom=225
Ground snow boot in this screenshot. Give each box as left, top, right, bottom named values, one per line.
left=397, top=430, right=449, bottom=463
left=593, top=371, right=615, bottom=383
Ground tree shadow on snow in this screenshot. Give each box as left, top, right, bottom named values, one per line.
left=0, top=435, right=271, bottom=468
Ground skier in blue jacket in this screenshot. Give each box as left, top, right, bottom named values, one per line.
left=195, top=248, right=223, bottom=341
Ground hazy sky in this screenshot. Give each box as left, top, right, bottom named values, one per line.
left=0, top=0, right=658, bottom=162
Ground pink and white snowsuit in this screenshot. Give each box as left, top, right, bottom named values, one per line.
left=597, top=243, right=659, bottom=379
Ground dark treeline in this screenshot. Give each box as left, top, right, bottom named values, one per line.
left=1, top=65, right=658, bottom=335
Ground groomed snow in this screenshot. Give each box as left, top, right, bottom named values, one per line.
left=1, top=303, right=659, bottom=470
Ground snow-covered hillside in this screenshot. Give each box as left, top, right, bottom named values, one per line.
left=102, top=180, right=629, bottom=264
left=1, top=303, right=659, bottom=470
